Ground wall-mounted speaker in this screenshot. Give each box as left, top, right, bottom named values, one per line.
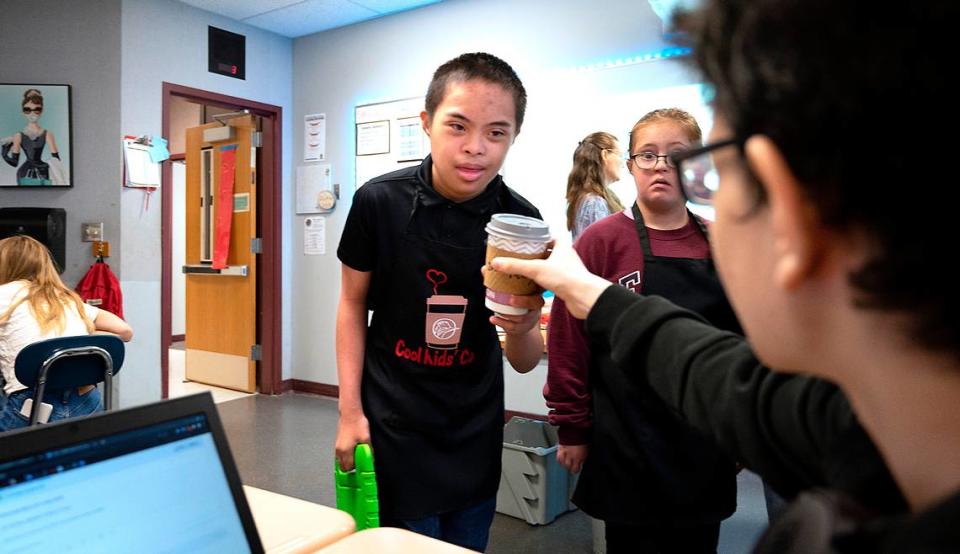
left=209, top=26, right=246, bottom=80
left=0, top=207, right=67, bottom=273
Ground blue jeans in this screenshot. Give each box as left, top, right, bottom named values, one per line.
left=0, top=387, right=103, bottom=432
left=385, top=497, right=497, bottom=552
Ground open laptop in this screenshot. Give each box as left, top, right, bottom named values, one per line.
left=0, top=392, right=264, bottom=553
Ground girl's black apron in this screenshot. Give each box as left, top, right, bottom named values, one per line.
left=362, top=186, right=504, bottom=521
left=573, top=204, right=740, bottom=524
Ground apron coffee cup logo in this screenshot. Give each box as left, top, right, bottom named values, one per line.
left=433, top=318, right=458, bottom=340
left=426, top=295, right=468, bottom=349
left=483, top=214, right=551, bottom=315
left=425, top=270, right=467, bottom=350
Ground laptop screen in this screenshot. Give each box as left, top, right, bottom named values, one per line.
left=0, top=394, right=261, bottom=553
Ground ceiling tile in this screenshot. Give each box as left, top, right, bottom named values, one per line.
left=176, top=0, right=445, bottom=38
left=243, top=0, right=378, bottom=37
left=350, top=0, right=443, bottom=15
left=178, top=0, right=304, bottom=21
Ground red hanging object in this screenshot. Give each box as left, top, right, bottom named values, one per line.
left=76, top=261, right=124, bottom=319
left=213, top=144, right=237, bottom=270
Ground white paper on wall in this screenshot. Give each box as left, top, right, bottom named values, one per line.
left=304, top=216, right=325, bottom=255
left=304, top=113, right=326, bottom=162
left=296, top=163, right=332, bottom=214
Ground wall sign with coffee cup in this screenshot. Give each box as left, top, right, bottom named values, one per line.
left=483, top=214, right=551, bottom=315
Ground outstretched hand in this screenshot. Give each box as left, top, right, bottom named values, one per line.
left=490, top=244, right=611, bottom=320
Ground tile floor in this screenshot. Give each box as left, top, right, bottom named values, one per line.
left=216, top=393, right=770, bottom=553
left=167, top=343, right=254, bottom=404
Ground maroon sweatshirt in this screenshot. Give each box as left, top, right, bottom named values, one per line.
left=545, top=210, right=710, bottom=444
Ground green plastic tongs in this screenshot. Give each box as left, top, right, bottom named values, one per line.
left=335, top=443, right=379, bottom=530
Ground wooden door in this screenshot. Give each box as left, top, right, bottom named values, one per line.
left=183, top=115, right=258, bottom=392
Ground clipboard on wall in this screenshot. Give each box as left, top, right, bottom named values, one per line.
left=123, top=136, right=161, bottom=188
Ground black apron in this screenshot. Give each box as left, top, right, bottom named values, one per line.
left=572, top=205, right=740, bottom=524
left=362, top=187, right=504, bottom=521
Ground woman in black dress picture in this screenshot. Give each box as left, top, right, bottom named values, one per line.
left=1, top=88, right=66, bottom=186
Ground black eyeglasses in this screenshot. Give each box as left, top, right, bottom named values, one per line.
left=669, top=137, right=740, bottom=205
left=22, top=107, right=42, bottom=114
left=629, top=151, right=679, bottom=169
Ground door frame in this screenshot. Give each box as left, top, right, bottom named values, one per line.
left=161, top=82, right=283, bottom=396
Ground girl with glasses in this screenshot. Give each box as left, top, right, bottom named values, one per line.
left=547, top=108, right=741, bottom=553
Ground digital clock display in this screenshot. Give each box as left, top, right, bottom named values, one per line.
left=208, top=26, right=245, bottom=80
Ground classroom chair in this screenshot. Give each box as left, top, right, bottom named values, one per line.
left=14, top=335, right=125, bottom=426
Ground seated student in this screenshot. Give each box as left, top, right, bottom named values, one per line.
left=0, top=235, right=133, bottom=431
left=491, top=0, right=956, bottom=549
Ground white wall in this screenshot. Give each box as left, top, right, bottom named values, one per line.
left=290, top=0, right=702, bottom=414
left=119, top=0, right=294, bottom=407
left=0, top=0, right=123, bottom=286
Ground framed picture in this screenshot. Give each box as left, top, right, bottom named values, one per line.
left=0, top=84, right=72, bottom=187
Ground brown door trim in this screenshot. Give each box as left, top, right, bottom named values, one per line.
left=161, top=82, right=283, bottom=397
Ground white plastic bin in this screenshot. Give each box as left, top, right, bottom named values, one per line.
left=495, top=417, right=577, bottom=525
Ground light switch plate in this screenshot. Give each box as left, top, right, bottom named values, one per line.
left=82, top=222, right=103, bottom=242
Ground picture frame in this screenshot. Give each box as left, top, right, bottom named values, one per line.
left=0, top=83, right=73, bottom=187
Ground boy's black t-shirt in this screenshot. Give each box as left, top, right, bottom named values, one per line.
left=338, top=155, right=541, bottom=310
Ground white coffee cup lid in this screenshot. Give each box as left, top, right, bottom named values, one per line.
left=486, top=213, right=550, bottom=241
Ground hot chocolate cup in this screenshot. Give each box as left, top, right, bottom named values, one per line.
left=483, top=214, right=551, bottom=315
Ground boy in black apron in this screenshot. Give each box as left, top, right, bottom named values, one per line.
left=547, top=109, right=739, bottom=552
left=335, top=53, right=544, bottom=552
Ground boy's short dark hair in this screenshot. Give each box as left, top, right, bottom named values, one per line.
left=677, top=0, right=958, bottom=355
left=424, top=52, right=527, bottom=132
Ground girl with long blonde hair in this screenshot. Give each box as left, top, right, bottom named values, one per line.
left=1, top=235, right=132, bottom=431
left=0, top=235, right=93, bottom=334
left=565, top=131, right=625, bottom=240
